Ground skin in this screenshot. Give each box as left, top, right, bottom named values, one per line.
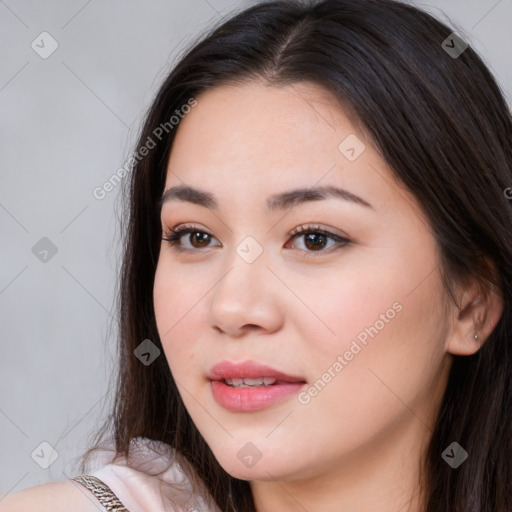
left=1, top=480, right=104, bottom=511
left=153, top=81, right=503, bottom=512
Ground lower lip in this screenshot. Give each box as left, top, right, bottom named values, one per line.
left=210, top=381, right=305, bottom=412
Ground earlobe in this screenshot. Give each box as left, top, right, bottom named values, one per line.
left=445, top=280, right=504, bottom=357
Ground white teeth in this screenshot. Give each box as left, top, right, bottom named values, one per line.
left=243, top=377, right=264, bottom=386
left=224, top=377, right=278, bottom=387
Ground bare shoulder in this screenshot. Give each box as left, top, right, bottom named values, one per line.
left=1, top=479, right=103, bottom=511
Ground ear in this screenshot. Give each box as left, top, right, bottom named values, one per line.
left=445, top=268, right=504, bottom=356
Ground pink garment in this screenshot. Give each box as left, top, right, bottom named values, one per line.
left=83, top=437, right=222, bottom=512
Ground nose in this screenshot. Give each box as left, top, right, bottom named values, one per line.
left=206, top=249, right=283, bottom=338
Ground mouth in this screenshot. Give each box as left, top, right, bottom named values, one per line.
left=208, top=360, right=306, bottom=412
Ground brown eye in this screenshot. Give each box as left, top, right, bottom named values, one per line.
left=162, top=226, right=220, bottom=251
left=302, top=232, right=328, bottom=251
left=188, top=231, right=211, bottom=248
left=288, top=226, right=350, bottom=253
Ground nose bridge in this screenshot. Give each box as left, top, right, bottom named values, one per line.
left=206, top=235, right=281, bottom=335
left=217, top=235, right=268, bottom=303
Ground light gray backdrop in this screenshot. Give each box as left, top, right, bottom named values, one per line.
left=1, top=0, right=511, bottom=497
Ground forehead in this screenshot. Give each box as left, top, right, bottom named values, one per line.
left=163, top=81, right=418, bottom=221
left=167, top=81, right=353, bottom=173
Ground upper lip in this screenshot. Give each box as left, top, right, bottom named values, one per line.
left=208, top=360, right=306, bottom=383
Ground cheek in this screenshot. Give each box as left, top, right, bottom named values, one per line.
left=299, top=266, right=447, bottom=420
left=285, top=257, right=404, bottom=366
left=153, top=260, right=204, bottom=379
left=291, top=248, right=447, bottom=405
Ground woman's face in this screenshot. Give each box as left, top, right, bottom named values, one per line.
left=153, top=81, right=455, bottom=483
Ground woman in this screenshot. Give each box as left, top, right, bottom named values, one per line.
left=4, top=0, right=511, bottom=510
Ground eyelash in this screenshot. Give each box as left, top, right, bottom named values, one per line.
left=161, top=223, right=350, bottom=255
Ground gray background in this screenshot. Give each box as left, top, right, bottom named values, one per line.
left=1, top=0, right=511, bottom=497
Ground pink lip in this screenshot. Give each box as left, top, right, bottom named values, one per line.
left=208, top=360, right=306, bottom=412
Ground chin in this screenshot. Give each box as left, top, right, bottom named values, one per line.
left=217, top=457, right=288, bottom=482
left=206, top=438, right=304, bottom=482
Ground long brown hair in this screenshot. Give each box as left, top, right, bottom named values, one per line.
left=82, top=1, right=512, bottom=510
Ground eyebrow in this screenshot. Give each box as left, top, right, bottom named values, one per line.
left=158, top=184, right=374, bottom=212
